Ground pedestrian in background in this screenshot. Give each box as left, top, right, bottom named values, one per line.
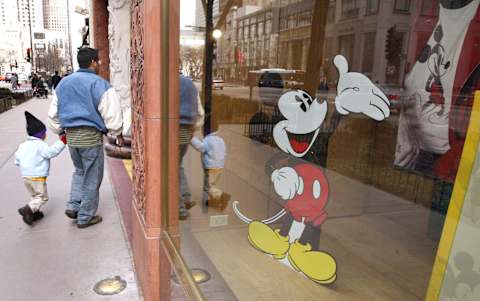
left=15, top=111, right=66, bottom=226
left=11, top=73, right=18, bottom=90
left=47, top=47, right=124, bottom=229
left=179, top=74, right=198, bottom=220
left=52, top=71, right=61, bottom=90
left=31, top=73, right=39, bottom=90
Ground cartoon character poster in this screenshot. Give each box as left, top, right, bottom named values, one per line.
left=394, top=0, right=480, bottom=179
left=234, top=55, right=391, bottom=284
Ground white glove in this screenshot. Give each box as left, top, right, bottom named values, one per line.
left=271, top=167, right=304, bottom=200
left=334, top=55, right=390, bottom=121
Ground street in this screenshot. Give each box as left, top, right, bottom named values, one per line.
left=194, top=81, right=335, bottom=104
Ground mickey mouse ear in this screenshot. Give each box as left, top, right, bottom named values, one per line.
left=333, top=55, right=349, bottom=74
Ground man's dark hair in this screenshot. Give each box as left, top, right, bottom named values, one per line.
left=54, top=71, right=59, bottom=75
left=77, top=47, right=99, bottom=68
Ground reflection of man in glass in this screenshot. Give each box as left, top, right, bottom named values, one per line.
left=395, top=0, right=480, bottom=238
left=179, top=74, right=199, bottom=220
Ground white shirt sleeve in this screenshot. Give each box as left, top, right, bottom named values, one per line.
left=47, top=92, right=62, bottom=134
left=191, top=136, right=207, bottom=153
left=39, top=140, right=65, bottom=159
left=98, top=87, right=123, bottom=137
left=14, top=149, right=20, bottom=166
left=194, top=95, right=205, bottom=129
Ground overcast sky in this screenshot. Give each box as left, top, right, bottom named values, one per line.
left=180, top=0, right=196, bottom=29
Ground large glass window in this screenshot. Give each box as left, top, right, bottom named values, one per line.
left=366, top=0, right=379, bottom=15
left=394, top=0, right=411, bottom=12
left=177, top=1, right=480, bottom=300
left=298, top=11, right=312, bottom=27
left=342, top=0, right=359, bottom=17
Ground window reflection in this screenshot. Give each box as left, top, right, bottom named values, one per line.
left=179, top=0, right=480, bottom=299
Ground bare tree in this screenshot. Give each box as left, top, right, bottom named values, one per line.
left=42, top=43, right=65, bottom=74
left=181, top=46, right=203, bottom=80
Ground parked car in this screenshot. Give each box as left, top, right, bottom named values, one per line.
left=17, top=73, right=28, bottom=81
left=212, top=78, right=224, bottom=90
left=4, top=72, right=13, bottom=82
left=0, top=74, right=5, bottom=81
left=258, top=71, right=284, bottom=88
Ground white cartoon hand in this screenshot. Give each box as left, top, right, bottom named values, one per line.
left=271, top=167, right=304, bottom=200
left=334, top=55, right=390, bottom=121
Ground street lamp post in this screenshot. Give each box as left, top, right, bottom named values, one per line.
left=66, top=0, right=74, bottom=71
left=203, top=0, right=214, bottom=136
left=26, top=1, right=35, bottom=72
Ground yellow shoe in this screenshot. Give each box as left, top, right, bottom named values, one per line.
left=288, top=240, right=337, bottom=284
left=248, top=221, right=290, bottom=259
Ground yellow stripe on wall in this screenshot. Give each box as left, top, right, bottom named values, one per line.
left=425, top=91, right=480, bottom=301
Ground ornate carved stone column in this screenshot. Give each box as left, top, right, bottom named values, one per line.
left=108, top=0, right=132, bottom=136
left=130, top=0, right=173, bottom=300
left=92, top=0, right=180, bottom=299
left=104, top=0, right=133, bottom=159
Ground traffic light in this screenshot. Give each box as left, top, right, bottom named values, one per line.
left=26, top=48, right=31, bottom=62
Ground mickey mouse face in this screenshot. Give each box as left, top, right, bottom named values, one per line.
left=273, top=90, right=327, bottom=157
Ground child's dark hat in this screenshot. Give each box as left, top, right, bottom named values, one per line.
left=25, top=111, right=46, bottom=138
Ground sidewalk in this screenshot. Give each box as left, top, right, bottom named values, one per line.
left=0, top=97, right=141, bottom=301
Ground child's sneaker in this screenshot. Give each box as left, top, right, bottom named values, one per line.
left=18, top=205, right=34, bottom=225
left=185, top=201, right=197, bottom=210
left=33, top=211, right=44, bottom=221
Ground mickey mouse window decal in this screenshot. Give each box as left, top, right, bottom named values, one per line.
left=234, top=55, right=391, bottom=284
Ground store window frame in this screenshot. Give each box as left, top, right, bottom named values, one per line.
left=159, top=0, right=207, bottom=299
left=163, top=1, right=480, bottom=301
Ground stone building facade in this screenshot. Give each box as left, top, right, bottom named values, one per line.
left=215, top=0, right=413, bottom=84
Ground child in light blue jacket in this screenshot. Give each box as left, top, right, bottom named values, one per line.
left=191, top=118, right=227, bottom=208
left=15, top=111, right=66, bottom=225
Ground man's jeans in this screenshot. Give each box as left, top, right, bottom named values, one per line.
left=67, top=145, right=104, bottom=224
left=179, top=143, right=191, bottom=212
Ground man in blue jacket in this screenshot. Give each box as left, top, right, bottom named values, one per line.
left=48, top=47, right=124, bottom=228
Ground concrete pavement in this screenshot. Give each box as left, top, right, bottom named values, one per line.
left=0, top=97, right=141, bottom=300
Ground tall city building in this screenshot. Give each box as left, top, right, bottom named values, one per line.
left=43, top=0, right=68, bottom=32
left=17, top=0, right=44, bottom=31
left=0, top=0, right=31, bottom=75
left=0, top=0, right=19, bottom=29
left=195, top=0, right=206, bottom=27
left=42, top=0, right=71, bottom=72
left=195, top=0, right=221, bottom=27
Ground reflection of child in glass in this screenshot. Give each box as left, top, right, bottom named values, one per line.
left=191, top=118, right=226, bottom=207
